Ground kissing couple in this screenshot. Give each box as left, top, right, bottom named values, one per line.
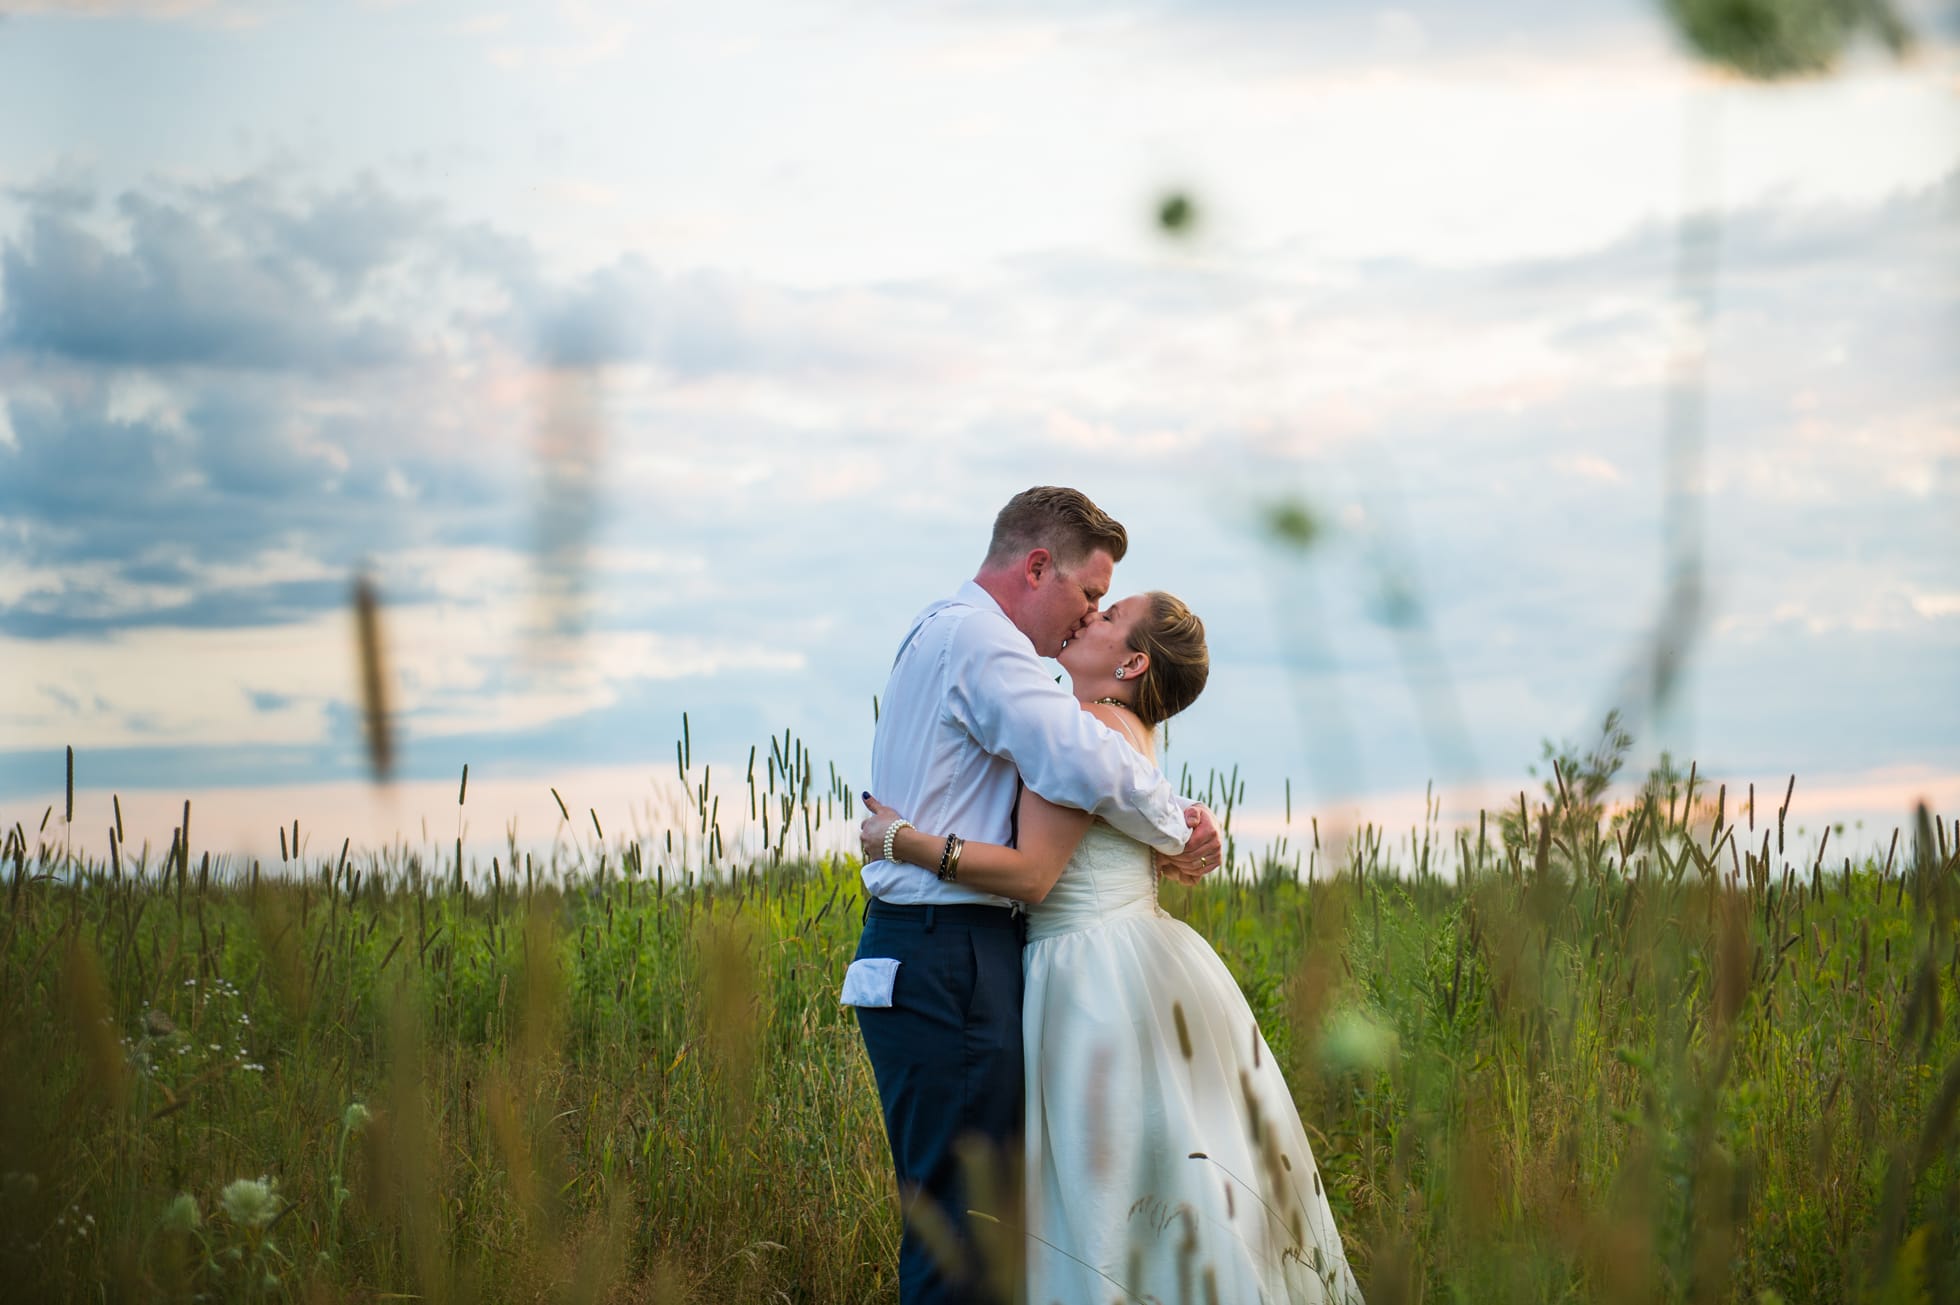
left=845, top=486, right=1364, bottom=1303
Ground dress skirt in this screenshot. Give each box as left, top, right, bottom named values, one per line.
left=1021, top=824, right=1364, bottom=1305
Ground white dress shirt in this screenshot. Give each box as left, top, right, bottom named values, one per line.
left=861, top=580, right=1193, bottom=906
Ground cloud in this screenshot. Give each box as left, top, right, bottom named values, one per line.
left=1911, top=593, right=1960, bottom=618
left=3, top=161, right=96, bottom=215
left=1023, top=168, right=1957, bottom=443
left=510, top=253, right=912, bottom=376
left=0, top=164, right=937, bottom=380
left=0, top=178, right=430, bottom=370
left=2, top=574, right=350, bottom=640
left=0, top=164, right=913, bottom=698
left=3, top=1, right=219, bottom=16
left=937, top=0, right=1956, bottom=80
left=0, top=545, right=807, bottom=757
left=930, top=0, right=1679, bottom=76
left=1, top=151, right=1951, bottom=806
left=0, top=372, right=515, bottom=575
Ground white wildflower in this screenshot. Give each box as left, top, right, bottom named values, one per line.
left=219, top=1176, right=280, bottom=1229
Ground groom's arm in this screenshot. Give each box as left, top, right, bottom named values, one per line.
left=947, top=617, right=1191, bottom=855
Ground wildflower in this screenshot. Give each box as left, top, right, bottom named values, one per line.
left=343, top=1102, right=373, bottom=1133
left=160, top=1194, right=201, bottom=1234
left=220, top=1176, right=280, bottom=1229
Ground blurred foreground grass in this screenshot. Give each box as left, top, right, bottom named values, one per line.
left=1, top=743, right=1955, bottom=1302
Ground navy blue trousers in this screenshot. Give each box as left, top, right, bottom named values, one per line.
left=854, top=901, right=1025, bottom=1305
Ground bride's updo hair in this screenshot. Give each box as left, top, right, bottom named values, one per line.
left=1127, top=592, right=1208, bottom=728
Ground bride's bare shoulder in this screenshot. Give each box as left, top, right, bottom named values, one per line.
left=1083, top=700, right=1152, bottom=759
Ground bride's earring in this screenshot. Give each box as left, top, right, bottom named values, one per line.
left=1113, top=667, right=1126, bottom=680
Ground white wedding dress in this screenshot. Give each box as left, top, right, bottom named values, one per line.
left=1023, top=820, right=1364, bottom=1304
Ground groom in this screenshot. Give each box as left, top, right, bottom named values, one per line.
left=845, top=486, right=1221, bottom=1303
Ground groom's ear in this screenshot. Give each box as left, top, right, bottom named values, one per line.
left=1024, top=548, right=1052, bottom=587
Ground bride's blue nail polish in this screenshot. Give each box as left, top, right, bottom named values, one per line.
left=861, top=791, right=871, bottom=802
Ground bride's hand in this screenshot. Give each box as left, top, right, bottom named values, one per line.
left=859, top=794, right=903, bottom=863
left=1155, top=802, right=1222, bottom=883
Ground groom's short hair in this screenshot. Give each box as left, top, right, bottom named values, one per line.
left=985, top=486, right=1128, bottom=570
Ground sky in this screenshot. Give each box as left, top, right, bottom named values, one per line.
left=1, top=0, right=1955, bottom=869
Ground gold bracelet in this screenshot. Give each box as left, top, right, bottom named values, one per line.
left=937, top=834, right=964, bottom=882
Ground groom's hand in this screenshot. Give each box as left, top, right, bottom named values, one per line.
left=1155, top=803, right=1222, bottom=883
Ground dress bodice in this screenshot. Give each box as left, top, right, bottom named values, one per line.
left=1025, top=820, right=1162, bottom=942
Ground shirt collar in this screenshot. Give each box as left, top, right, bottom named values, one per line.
left=956, top=578, right=1006, bottom=619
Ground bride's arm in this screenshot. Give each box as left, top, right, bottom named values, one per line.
left=860, top=789, right=1092, bottom=905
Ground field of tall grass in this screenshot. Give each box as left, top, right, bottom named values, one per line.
left=1, top=724, right=1955, bottom=1303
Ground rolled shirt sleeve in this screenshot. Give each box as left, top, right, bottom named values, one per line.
left=947, top=614, right=1191, bottom=855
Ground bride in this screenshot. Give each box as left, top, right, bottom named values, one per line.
left=861, top=591, right=1364, bottom=1304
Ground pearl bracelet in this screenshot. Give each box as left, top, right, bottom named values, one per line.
left=883, top=818, right=913, bottom=866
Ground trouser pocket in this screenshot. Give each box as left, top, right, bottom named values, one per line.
left=840, top=956, right=900, bottom=1007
